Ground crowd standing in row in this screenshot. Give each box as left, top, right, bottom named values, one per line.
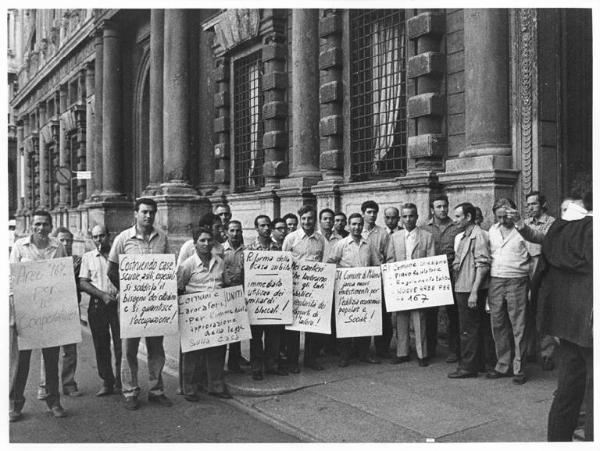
left=8, top=192, right=593, bottom=442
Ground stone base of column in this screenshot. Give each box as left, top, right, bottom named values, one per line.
left=312, top=180, right=341, bottom=214
left=142, top=183, right=163, bottom=197
left=159, top=181, right=200, bottom=196
left=444, top=154, right=512, bottom=172
left=277, top=176, right=320, bottom=215
left=86, top=198, right=136, bottom=242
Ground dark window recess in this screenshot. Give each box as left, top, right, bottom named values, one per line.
left=350, top=10, right=407, bottom=181
left=233, top=51, right=264, bottom=192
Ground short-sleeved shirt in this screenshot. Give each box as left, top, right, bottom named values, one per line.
left=362, top=224, right=389, bottom=263
left=422, top=218, right=460, bottom=265
left=452, top=225, right=491, bottom=292
left=223, top=241, right=245, bottom=286
left=177, top=239, right=224, bottom=266
left=327, top=235, right=378, bottom=268
left=489, top=224, right=530, bottom=278
left=177, top=253, right=224, bottom=294
left=523, top=213, right=555, bottom=257
left=108, top=226, right=169, bottom=264
left=282, top=228, right=326, bottom=262
left=322, top=231, right=343, bottom=263
left=79, top=249, right=118, bottom=297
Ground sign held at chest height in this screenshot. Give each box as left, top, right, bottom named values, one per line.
left=244, top=250, right=293, bottom=324
left=119, top=254, right=179, bottom=338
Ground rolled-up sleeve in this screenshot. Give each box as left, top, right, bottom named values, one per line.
left=473, top=233, right=491, bottom=268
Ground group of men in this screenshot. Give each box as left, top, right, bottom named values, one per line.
left=8, top=191, right=593, bottom=442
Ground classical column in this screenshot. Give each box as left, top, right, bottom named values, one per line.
left=38, top=104, right=49, bottom=209
left=162, top=9, right=191, bottom=188
left=85, top=61, right=95, bottom=196
left=289, top=9, right=320, bottom=180
left=93, top=26, right=103, bottom=196
left=58, top=85, right=69, bottom=207
left=16, top=121, right=24, bottom=212
left=463, top=9, right=511, bottom=159
left=147, top=9, right=164, bottom=193
left=101, top=20, right=124, bottom=197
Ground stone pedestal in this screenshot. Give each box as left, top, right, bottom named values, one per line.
left=277, top=176, right=318, bottom=216
left=312, top=181, right=341, bottom=215
left=86, top=199, right=134, bottom=242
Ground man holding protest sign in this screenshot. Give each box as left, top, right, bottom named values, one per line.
left=327, top=213, right=381, bottom=367
left=9, top=210, right=69, bottom=421
left=177, top=213, right=226, bottom=266
left=282, top=204, right=327, bottom=371
left=177, top=226, right=232, bottom=401
left=107, top=198, right=173, bottom=410
left=79, top=225, right=122, bottom=396
left=386, top=203, right=435, bottom=367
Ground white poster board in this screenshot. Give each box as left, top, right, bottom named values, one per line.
left=381, top=254, right=454, bottom=312
left=334, top=267, right=382, bottom=338
left=11, top=257, right=82, bottom=350
left=119, top=254, right=179, bottom=338
left=286, top=260, right=336, bottom=334
left=179, top=285, right=251, bottom=353
left=244, top=250, right=293, bottom=325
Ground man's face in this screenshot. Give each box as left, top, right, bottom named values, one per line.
left=286, top=217, right=298, bottom=233
left=91, top=226, right=109, bottom=252
left=215, top=206, right=232, bottom=225
left=272, top=221, right=287, bottom=242
left=256, top=217, right=272, bottom=239
left=526, top=195, right=542, bottom=218
left=401, top=208, right=418, bottom=231
left=363, top=207, right=378, bottom=226
left=334, top=215, right=347, bottom=233
left=384, top=208, right=399, bottom=230
left=300, top=211, right=315, bottom=234
left=349, top=217, right=364, bottom=238
left=212, top=222, right=226, bottom=243
left=431, top=200, right=449, bottom=221
left=320, top=212, right=334, bottom=233
left=32, top=215, right=52, bottom=240
left=57, top=232, right=74, bottom=256
left=195, top=232, right=214, bottom=257
left=495, top=207, right=514, bottom=228
left=226, top=222, right=243, bottom=248
left=475, top=210, right=484, bottom=226
left=135, top=203, right=156, bottom=229
left=453, top=207, right=470, bottom=232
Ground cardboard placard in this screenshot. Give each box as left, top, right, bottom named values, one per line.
left=244, top=250, right=293, bottom=325
left=179, top=285, right=252, bottom=352
left=11, top=257, right=82, bottom=350
left=285, top=260, right=336, bottom=334
left=119, top=254, right=179, bottom=338
left=334, top=267, right=382, bottom=338
left=381, top=255, right=454, bottom=312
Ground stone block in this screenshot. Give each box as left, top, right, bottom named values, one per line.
left=446, top=52, right=464, bottom=74
left=213, top=116, right=229, bottom=133
left=447, top=92, right=465, bottom=115
left=320, top=149, right=344, bottom=170
left=263, top=160, right=287, bottom=177
left=214, top=91, right=229, bottom=108
left=263, top=101, right=288, bottom=119
left=407, top=134, right=446, bottom=159
left=446, top=9, right=464, bottom=34
left=319, top=13, right=342, bottom=37
left=320, top=81, right=342, bottom=104
left=262, top=44, right=287, bottom=62
left=407, top=12, right=446, bottom=40
left=263, top=131, right=288, bottom=149
left=319, top=48, right=342, bottom=70
left=262, top=72, right=287, bottom=91
left=447, top=72, right=464, bottom=94
left=214, top=142, right=229, bottom=159
left=407, top=93, right=444, bottom=118
left=214, top=168, right=229, bottom=184
left=320, top=115, right=343, bottom=136
left=447, top=113, right=465, bottom=136
left=446, top=30, right=464, bottom=55
left=408, top=52, right=445, bottom=79
left=213, top=62, right=229, bottom=82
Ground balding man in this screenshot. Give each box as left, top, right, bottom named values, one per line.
left=79, top=225, right=122, bottom=396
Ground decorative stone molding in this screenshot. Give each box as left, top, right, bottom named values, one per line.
left=213, top=57, right=230, bottom=188
left=202, top=9, right=260, bottom=57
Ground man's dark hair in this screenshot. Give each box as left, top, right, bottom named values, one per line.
left=401, top=203, right=418, bottom=214
left=272, top=217, right=286, bottom=227
left=225, top=219, right=242, bottom=229
left=361, top=200, right=379, bottom=213
left=455, top=202, right=476, bottom=223
left=525, top=191, right=548, bottom=211
left=52, top=226, right=73, bottom=238
left=282, top=213, right=298, bottom=223
left=348, top=212, right=364, bottom=223
left=297, top=204, right=315, bottom=217
left=334, top=211, right=347, bottom=220
left=198, top=212, right=221, bottom=227
left=254, top=214, right=271, bottom=228
left=430, top=194, right=449, bottom=209
left=319, top=208, right=335, bottom=220
left=214, top=203, right=231, bottom=212
left=583, top=191, right=593, bottom=212
left=193, top=225, right=214, bottom=243
left=32, top=210, right=52, bottom=224
left=135, top=197, right=158, bottom=212
left=492, top=198, right=516, bottom=213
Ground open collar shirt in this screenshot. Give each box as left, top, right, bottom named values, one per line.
left=223, top=240, right=245, bottom=286
left=326, top=235, right=378, bottom=268
left=282, top=228, right=325, bottom=262
left=362, top=224, right=389, bottom=263
left=488, top=223, right=530, bottom=278
left=177, top=239, right=224, bottom=267
left=422, top=217, right=459, bottom=265
left=523, top=213, right=556, bottom=257
left=177, top=253, right=224, bottom=294
left=108, top=225, right=169, bottom=264
left=453, top=225, right=491, bottom=292
left=79, top=249, right=118, bottom=296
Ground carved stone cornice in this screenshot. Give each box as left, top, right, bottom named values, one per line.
left=202, top=9, right=261, bottom=57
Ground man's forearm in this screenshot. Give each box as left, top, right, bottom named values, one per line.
left=107, top=261, right=120, bottom=290
left=80, top=279, right=109, bottom=300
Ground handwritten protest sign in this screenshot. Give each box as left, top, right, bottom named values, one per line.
left=11, top=257, right=81, bottom=350
left=244, top=250, right=293, bottom=324
left=178, top=285, right=251, bottom=353
left=381, top=254, right=454, bottom=312
left=285, top=260, right=336, bottom=334
left=119, top=254, right=178, bottom=338
left=334, top=267, right=382, bottom=338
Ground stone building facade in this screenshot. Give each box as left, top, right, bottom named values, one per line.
left=8, top=9, right=592, bottom=249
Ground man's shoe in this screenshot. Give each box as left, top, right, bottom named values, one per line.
left=252, top=371, right=263, bottom=381
left=289, top=365, right=300, bottom=374
left=359, top=356, right=381, bottom=364
left=148, top=394, right=173, bottom=407
left=418, top=358, right=429, bottom=367
left=184, top=394, right=200, bottom=402
left=64, top=389, right=82, bottom=397
left=124, top=397, right=139, bottom=410
left=375, top=349, right=392, bottom=359
left=9, top=410, right=22, bottom=422
left=49, top=405, right=67, bottom=418
left=512, top=375, right=528, bottom=385
left=305, top=361, right=324, bottom=371
left=445, top=353, right=458, bottom=363
left=96, top=386, right=113, bottom=397
left=228, top=365, right=245, bottom=374
left=486, top=369, right=512, bottom=379
left=338, top=359, right=349, bottom=368
left=448, top=369, right=478, bottom=379
left=37, top=388, right=48, bottom=400
left=390, top=356, right=410, bottom=365
left=209, top=390, right=233, bottom=400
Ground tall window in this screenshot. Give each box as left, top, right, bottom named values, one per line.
left=350, top=10, right=407, bottom=181
left=233, top=51, right=264, bottom=192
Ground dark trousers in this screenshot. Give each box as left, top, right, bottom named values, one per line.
left=455, top=290, right=494, bottom=373
left=88, top=298, right=122, bottom=389
left=548, top=340, right=594, bottom=441
left=339, top=336, right=371, bottom=360
left=11, top=345, right=61, bottom=410
left=324, top=303, right=339, bottom=352
left=426, top=305, right=460, bottom=357
left=250, top=325, right=282, bottom=372
left=228, top=342, right=242, bottom=369
left=282, top=330, right=323, bottom=366
left=182, top=345, right=227, bottom=395
left=374, top=295, right=392, bottom=354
